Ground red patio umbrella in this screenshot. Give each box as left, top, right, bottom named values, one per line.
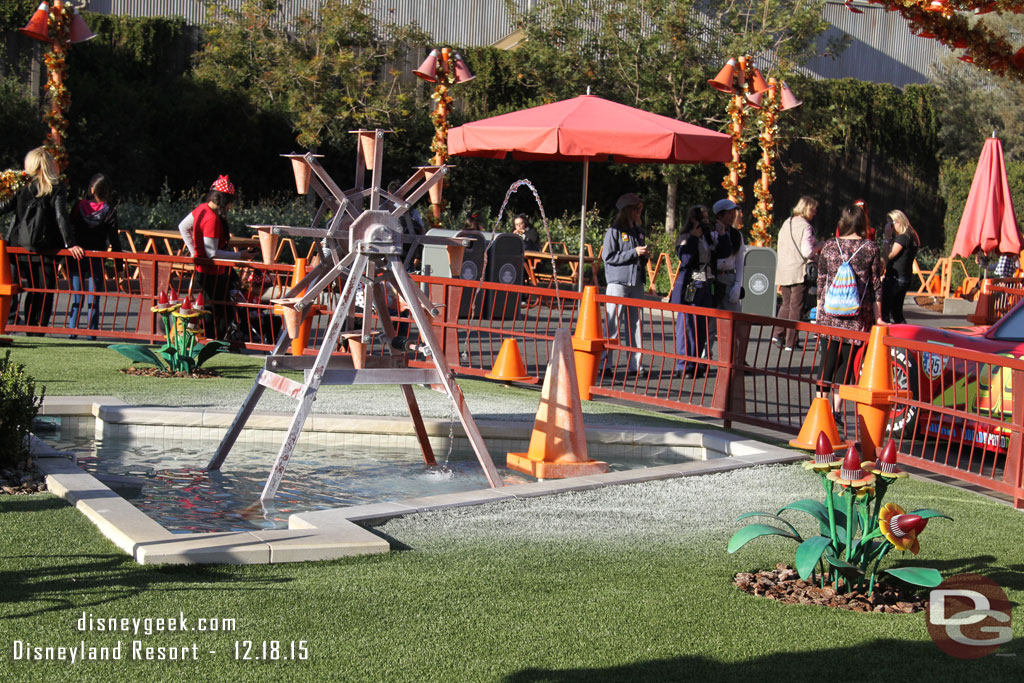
left=448, top=94, right=732, bottom=289
left=951, top=136, right=1022, bottom=260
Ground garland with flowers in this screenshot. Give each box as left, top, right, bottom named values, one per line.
left=425, top=68, right=456, bottom=228
left=860, top=0, right=1024, bottom=80
left=752, top=89, right=780, bottom=248
left=0, top=171, right=30, bottom=204
left=42, top=3, right=71, bottom=172
left=722, top=95, right=747, bottom=203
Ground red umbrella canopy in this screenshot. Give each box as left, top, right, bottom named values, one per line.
left=952, top=136, right=1023, bottom=258
left=448, top=94, right=731, bottom=163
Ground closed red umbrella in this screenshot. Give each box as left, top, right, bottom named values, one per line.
left=951, top=136, right=1022, bottom=259
left=448, top=94, right=731, bottom=288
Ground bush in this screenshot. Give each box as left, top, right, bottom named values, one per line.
left=0, top=351, right=43, bottom=468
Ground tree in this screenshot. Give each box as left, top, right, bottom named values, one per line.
left=508, top=0, right=832, bottom=231
left=192, top=0, right=430, bottom=150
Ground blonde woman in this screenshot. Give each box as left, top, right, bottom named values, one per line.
left=0, top=148, right=82, bottom=332
left=881, top=209, right=919, bottom=324
left=772, top=196, right=819, bottom=350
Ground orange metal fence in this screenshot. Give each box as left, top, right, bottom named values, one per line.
left=4, top=246, right=1022, bottom=507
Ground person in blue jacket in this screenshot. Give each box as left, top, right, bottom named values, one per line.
left=602, top=193, right=649, bottom=376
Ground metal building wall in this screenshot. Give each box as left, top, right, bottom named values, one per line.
left=800, top=1, right=951, bottom=86
left=84, top=0, right=950, bottom=86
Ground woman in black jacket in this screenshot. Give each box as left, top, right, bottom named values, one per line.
left=0, top=148, right=83, bottom=332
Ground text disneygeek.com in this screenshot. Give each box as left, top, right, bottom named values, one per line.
left=9, top=612, right=309, bottom=663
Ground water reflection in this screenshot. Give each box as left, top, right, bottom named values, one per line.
left=58, top=437, right=532, bottom=534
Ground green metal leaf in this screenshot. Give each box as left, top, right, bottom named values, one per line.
left=884, top=567, right=943, bottom=588
left=909, top=509, right=953, bottom=522
left=795, top=536, right=834, bottom=580
left=778, top=499, right=828, bottom=525
left=108, top=344, right=166, bottom=370
left=728, top=524, right=798, bottom=554
left=195, top=341, right=228, bottom=368
left=824, top=551, right=864, bottom=578
left=735, top=512, right=803, bottom=540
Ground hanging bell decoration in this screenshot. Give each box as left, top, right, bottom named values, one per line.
left=413, top=49, right=440, bottom=83
left=453, top=52, right=475, bottom=83
left=749, top=68, right=771, bottom=94
left=779, top=81, right=802, bottom=110
left=19, top=2, right=51, bottom=42
left=69, top=6, right=96, bottom=44
left=708, top=58, right=738, bottom=93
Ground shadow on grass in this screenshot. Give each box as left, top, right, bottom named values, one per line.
left=0, top=498, right=293, bottom=621
left=504, top=638, right=1024, bottom=681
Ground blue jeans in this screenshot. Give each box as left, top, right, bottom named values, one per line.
left=69, top=257, right=105, bottom=334
left=670, top=276, right=712, bottom=372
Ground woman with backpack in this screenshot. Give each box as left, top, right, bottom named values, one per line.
left=0, top=148, right=84, bottom=333
left=816, top=203, right=883, bottom=410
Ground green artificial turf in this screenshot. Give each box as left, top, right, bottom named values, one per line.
left=5, top=336, right=706, bottom=428
left=1, top=466, right=1021, bottom=682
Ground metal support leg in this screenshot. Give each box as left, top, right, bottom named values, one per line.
left=390, top=256, right=503, bottom=487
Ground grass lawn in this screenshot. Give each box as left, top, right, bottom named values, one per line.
left=4, top=336, right=707, bottom=428
left=2, top=464, right=1021, bottom=682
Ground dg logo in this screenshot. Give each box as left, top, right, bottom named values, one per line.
left=927, top=573, right=1012, bottom=659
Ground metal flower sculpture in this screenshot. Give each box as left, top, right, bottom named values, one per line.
left=729, top=434, right=951, bottom=595
left=109, top=290, right=227, bottom=373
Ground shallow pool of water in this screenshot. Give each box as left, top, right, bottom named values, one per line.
left=42, top=433, right=553, bottom=533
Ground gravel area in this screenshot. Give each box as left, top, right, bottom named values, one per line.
left=381, top=464, right=820, bottom=548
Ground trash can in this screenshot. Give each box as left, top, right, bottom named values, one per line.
left=484, top=233, right=525, bottom=321
left=741, top=246, right=778, bottom=317
left=420, top=229, right=489, bottom=317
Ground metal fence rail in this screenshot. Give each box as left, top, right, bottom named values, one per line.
left=5, top=246, right=1022, bottom=507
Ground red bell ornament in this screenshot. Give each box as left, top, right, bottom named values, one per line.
left=413, top=49, right=440, bottom=83
left=19, top=2, right=51, bottom=42
left=69, top=7, right=96, bottom=44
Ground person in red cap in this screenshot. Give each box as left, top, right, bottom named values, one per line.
left=190, top=175, right=253, bottom=340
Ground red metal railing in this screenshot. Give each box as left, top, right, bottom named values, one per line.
left=5, top=246, right=1022, bottom=506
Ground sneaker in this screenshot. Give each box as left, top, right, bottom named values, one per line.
left=784, top=346, right=794, bottom=352
left=771, top=337, right=783, bottom=348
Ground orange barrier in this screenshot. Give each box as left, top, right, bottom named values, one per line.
left=0, top=238, right=21, bottom=341
left=570, top=285, right=611, bottom=400
left=790, top=397, right=842, bottom=451
left=507, top=329, right=609, bottom=479
left=838, top=324, right=897, bottom=460
left=485, top=338, right=537, bottom=383
left=967, top=278, right=996, bottom=325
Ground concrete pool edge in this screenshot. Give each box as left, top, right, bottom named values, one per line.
left=32, top=397, right=807, bottom=566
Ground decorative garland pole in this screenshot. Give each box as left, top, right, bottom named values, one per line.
left=751, top=79, right=779, bottom=248
left=724, top=56, right=751, bottom=204
left=43, top=0, right=72, bottom=172
left=413, top=47, right=474, bottom=227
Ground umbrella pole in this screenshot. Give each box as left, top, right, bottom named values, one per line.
left=579, top=159, right=589, bottom=292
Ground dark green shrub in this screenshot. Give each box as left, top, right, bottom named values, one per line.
left=0, top=351, right=43, bottom=468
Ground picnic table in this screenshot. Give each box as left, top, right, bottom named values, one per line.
left=524, top=242, right=600, bottom=289
left=134, top=228, right=260, bottom=257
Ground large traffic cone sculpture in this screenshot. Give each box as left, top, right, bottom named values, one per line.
left=272, top=258, right=317, bottom=355
left=967, top=277, right=996, bottom=325
left=838, top=324, right=898, bottom=460
left=486, top=338, right=537, bottom=383
left=507, top=329, right=609, bottom=479
left=571, top=285, right=612, bottom=400
left=790, top=397, right=843, bottom=451
left=0, top=238, right=21, bottom=344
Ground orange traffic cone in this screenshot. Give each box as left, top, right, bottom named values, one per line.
left=0, top=238, right=21, bottom=342
left=272, top=298, right=303, bottom=339
left=274, top=258, right=315, bottom=355
left=256, top=227, right=278, bottom=265
left=838, top=324, right=897, bottom=460
left=789, top=397, right=843, bottom=451
left=507, top=329, right=609, bottom=479
left=571, top=285, right=612, bottom=400
left=967, top=278, right=995, bottom=325
left=485, top=338, right=537, bottom=383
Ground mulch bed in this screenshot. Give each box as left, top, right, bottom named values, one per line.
left=119, top=367, right=221, bottom=379
left=1, top=458, right=47, bottom=495
left=734, top=563, right=927, bottom=613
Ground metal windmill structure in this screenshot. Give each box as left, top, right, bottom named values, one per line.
left=207, top=129, right=503, bottom=501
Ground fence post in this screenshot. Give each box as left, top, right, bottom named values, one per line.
left=1009, top=368, right=1024, bottom=510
